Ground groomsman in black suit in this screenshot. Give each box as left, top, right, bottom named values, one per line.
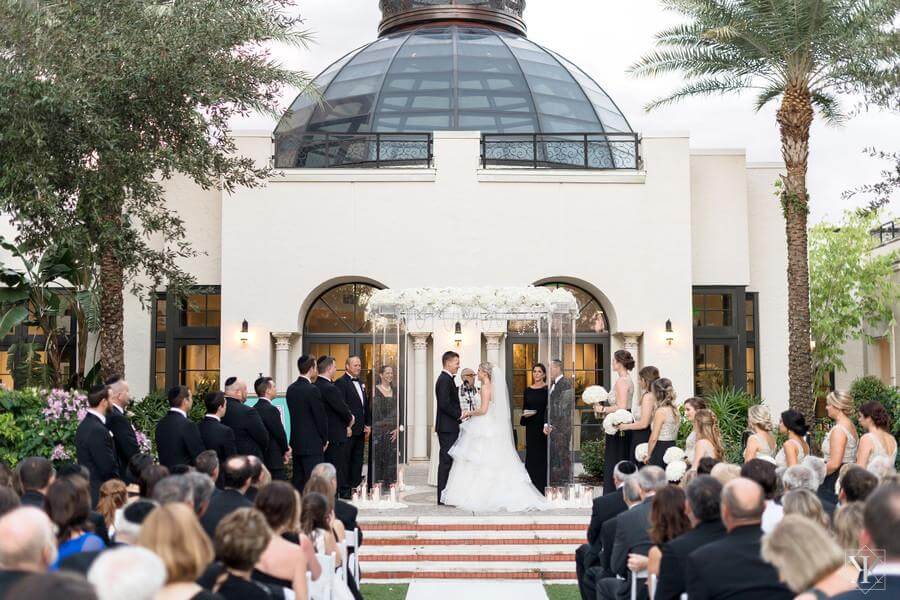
left=222, top=377, right=269, bottom=459
left=155, top=386, right=206, bottom=470
left=315, top=356, right=354, bottom=495
left=253, top=376, right=290, bottom=481
left=435, top=350, right=461, bottom=505
left=335, top=356, right=370, bottom=498
left=286, top=355, right=328, bottom=492
left=75, top=384, right=119, bottom=506
left=104, top=376, right=139, bottom=483
left=199, top=391, right=237, bottom=486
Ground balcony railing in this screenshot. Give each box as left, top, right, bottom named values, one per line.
left=481, top=132, right=642, bottom=170
left=872, top=221, right=899, bottom=246
left=278, top=133, right=434, bottom=169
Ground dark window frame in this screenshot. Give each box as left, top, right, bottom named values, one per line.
left=151, top=287, right=222, bottom=392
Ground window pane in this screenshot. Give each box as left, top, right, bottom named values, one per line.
left=156, top=298, right=167, bottom=332
left=0, top=350, right=11, bottom=390
left=206, top=295, right=221, bottom=328
left=745, top=296, right=755, bottom=333
left=746, top=346, right=756, bottom=397
left=206, top=345, right=220, bottom=371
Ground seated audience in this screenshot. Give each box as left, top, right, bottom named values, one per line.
left=97, top=479, right=127, bottom=533
left=7, top=571, right=98, bottom=600
left=784, top=463, right=836, bottom=517
left=56, top=466, right=111, bottom=544
left=309, top=462, right=362, bottom=544
left=685, top=477, right=792, bottom=599
left=301, top=492, right=356, bottom=600
left=211, top=508, right=274, bottom=599
left=184, top=472, right=215, bottom=518
left=139, top=464, right=170, bottom=500
left=839, top=465, right=878, bottom=504
left=200, top=455, right=253, bottom=538
left=127, top=453, right=155, bottom=499
left=245, top=456, right=264, bottom=502
left=582, top=476, right=643, bottom=598
left=194, top=450, right=221, bottom=488
left=634, top=485, right=691, bottom=593
left=741, top=459, right=783, bottom=533
left=697, top=456, right=719, bottom=475
left=0, top=507, right=57, bottom=596
left=254, top=480, right=319, bottom=591
left=153, top=474, right=195, bottom=507
left=709, top=462, right=741, bottom=485
left=803, top=455, right=827, bottom=489
left=17, top=456, right=55, bottom=508
left=46, top=477, right=106, bottom=570
left=87, top=545, right=167, bottom=600
left=782, top=488, right=829, bottom=528
left=0, top=486, right=20, bottom=516
left=833, top=502, right=865, bottom=550
left=763, top=514, right=859, bottom=598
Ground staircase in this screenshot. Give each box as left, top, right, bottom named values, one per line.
left=357, top=516, right=587, bottom=583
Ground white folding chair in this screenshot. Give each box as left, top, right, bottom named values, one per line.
left=345, top=528, right=361, bottom=584
left=309, top=552, right=335, bottom=600
left=630, top=567, right=649, bottom=600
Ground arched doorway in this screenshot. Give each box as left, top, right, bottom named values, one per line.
left=507, top=282, right=611, bottom=455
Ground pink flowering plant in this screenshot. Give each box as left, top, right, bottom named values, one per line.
left=16, top=388, right=88, bottom=463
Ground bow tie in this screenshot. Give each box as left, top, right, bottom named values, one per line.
left=350, top=378, right=360, bottom=382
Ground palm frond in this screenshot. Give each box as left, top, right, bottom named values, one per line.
left=754, top=83, right=785, bottom=110
left=810, top=90, right=846, bottom=124
left=644, top=76, right=756, bottom=111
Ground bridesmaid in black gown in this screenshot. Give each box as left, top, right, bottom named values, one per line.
left=619, top=366, right=659, bottom=464
left=594, top=349, right=635, bottom=493
left=521, top=363, right=549, bottom=492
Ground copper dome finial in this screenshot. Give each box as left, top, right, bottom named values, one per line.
left=378, top=0, right=526, bottom=36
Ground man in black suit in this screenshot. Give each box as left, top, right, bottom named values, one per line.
left=435, top=350, right=461, bottom=505
left=199, top=391, right=237, bottom=486
left=0, top=507, right=57, bottom=596
left=75, top=384, right=119, bottom=506
left=253, top=376, right=290, bottom=481
left=655, top=475, right=726, bottom=600
left=222, top=376, right=270, bottom=459
left=576, top=460, right=636, bottom=600
left=286, top=355, right=328, bottom=492
left=334, top=356, right=370, bottom=499
left=155, top=386, right=206, bottom=470
left=315, top=356, right=354, bottom=495
left=16, top=457, right=55, bottom=509
left=200, top=455, right=254, bottom=538
left=685, top=478, right=792, bottom=600
left=104, top=375, right=140, bottom=483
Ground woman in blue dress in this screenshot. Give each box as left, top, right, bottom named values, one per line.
left=46, top=477, right=106, bottom=570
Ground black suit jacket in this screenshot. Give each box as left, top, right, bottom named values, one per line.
left=20, top=490, right=44, bottom=509
left=587, top=486, right=627, bottom=546
left=155, top=410, right=205, bottom=470
left=655, top=519, right=727, bottom=600
left=335, top=498, right=362, bottom=545
left=832, top=574, right=900, bottom=599
left=255, top=398, right=289, bottom=474
left=286, top=376, right=327, bottom=456
left=599, top=515, right=618, bottom=577
left=610, top=498, right=653, bottom=579
left=200, top=488, right=253, bottom=538
left=0, top=570, right=29, bottom=599
left=199, top=416, right=237, bottom=465
left=222, top=397, right=269, bottom=458
left=685, top=524, right=793, bottom=600
left=434, top=371, right=461, bottom=434
left=316, top=377, right=353, bottom=445
left=106, top=405, right=140, bottom=482
left=75, top=412, right=119, bottom=505
left=335, top=374, right=370, bottom=436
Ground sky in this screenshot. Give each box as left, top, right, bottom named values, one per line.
left=235, top=0, right=900, bottom=224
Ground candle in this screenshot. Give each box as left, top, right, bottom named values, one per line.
left=389, top=484, right=397, bottom=504
left=373, top=483, right=382, bottom=503
left=352, top=489, right=359, bottom=503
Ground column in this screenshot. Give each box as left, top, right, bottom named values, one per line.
left=271, top=332, right=296, bottom=394
left=484, top=332, right=504, bottom=368
left=617, top=331, right=643, bottom=407
left=411, top=332, right=430, bottom=460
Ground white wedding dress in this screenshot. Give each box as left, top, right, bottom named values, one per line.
left=441, top=368, right=550, bottom=512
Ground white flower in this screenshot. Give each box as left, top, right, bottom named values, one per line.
left=602, top=409, right=634, bottom=435
left=634, top=443, right=649, bottom=463
left=663, top=447, right=686, bottom=465
left=666, top=460, right=687, bottom=483
left=581, top=386, right=609, bottom=405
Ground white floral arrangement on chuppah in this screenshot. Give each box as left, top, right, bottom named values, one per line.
left=581, top=385, right=609, bottom=406
left=366, top=286, right=578, bottom=318
left=603, top=409, right=634, bottom=435
left=634, top=443, right=649, bottom=463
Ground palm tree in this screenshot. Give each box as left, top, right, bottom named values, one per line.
left=630, top=0, right=897, bottom=419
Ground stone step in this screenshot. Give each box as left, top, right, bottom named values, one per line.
left=364, top=569, right=576, bottom=581
left=360, top=544, right=577, bottom=555
left=364, top=530, right=584, bottom=540
left=362, top=552, right=574, bottom=562
left=363, top=536, right=584, bottom=546
left=360, top=521, right=587, bottom=532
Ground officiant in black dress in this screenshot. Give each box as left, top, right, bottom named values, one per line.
left=521, top=363, right=549, bottom=491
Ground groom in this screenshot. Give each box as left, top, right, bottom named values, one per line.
left=435, top=350, right=462, bottom=505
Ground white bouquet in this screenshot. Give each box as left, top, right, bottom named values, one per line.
left=602, top=409, right=634, bottom=435
left=663, top=446, right=686, bottom=465
left=634, top=443, right=649, bottom=463
left=666, top=460, right=687, bottom=483
left=582, top=385, right=609, bottom=406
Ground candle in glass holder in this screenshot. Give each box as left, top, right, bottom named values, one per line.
left=389, top=483, right=397, bottom=504
left=352, top=489, right=360, bottom=503
left=544, top=486, right=552, bottom=499
left=398, top=467, right=405, bottom=489
left=373, top=483, right=382, bottom=503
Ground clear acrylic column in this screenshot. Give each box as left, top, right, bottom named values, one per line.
left=371, top=313, right=403, bottom=489
left=546, top=307, right=576, bottom=486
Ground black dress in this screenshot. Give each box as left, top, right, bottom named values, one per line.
left=521, top=386, right=548, bottom=492
left=369, top=386, right=398, bottom=487
left=602, top=378, right=634, bottom=493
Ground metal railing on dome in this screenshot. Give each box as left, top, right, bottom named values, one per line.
left=481, top=132, right=642, bottom=170
left=283, top=133, right=434, bottom=169
left=379, top=0, right=525, bottom=19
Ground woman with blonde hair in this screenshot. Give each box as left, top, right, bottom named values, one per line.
left=762, top=515, right=858, bottom=598
left=782, top=488, right=829, bottom=529
left=691, top=409, right=724, bottom=469
left=743, top=405, right=776, bottom=463
left=833, top=502, right=865, bottom=550
left=645, top=378, right=680, bottom=468
left=618, top=365, right=659, bottom=463
left=819, top=390, right=858, bottom=504
left=682, top=397, right=708, bottom=465
left=96, top=479, right=127, bottom=533
left=138, top=503, right=217, bottom=600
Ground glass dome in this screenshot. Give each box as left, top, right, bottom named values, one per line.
left=274, top=24, right=634, bottom=168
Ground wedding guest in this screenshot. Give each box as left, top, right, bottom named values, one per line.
left=200, top=455, right=253, bottom=538
left=521, top=363, right=549, bottom=491
left=619, top=366, right=659, bottom=464
left=138, top=503, right=219, bottom=600
left=309, top=462, right=362, bottom=546
left=253, top=481, right=313, bottom=595
left=17, top=456, right=55, bottom=508
left=782, top=488, right=829, bottom=528
left=127, top=453, right=155, bottom=496
left=7, top=571, right=97, bottom=600
left=195, top=450, right=220, bottom=487
left=804, top=455, right=828, bottom=492
left=743, top=405, right=776, bottom=463
left=222, top=377, right=269, bottom=460
left=286, top=355, right=327, bottom=493
left=0, top=507, right=57, bottom=596
left=138, top=464, right=170, bottom=500
left=155, top=386, right=205, bottom=470
left=185, top=472, right=215, bottom=519
left=87, top=545, right=167, bottom=600
left=741, top=458, right=783, bottom=533
left=776, top=409, right=810, bottom=467
left=245, top=456, right=264, bottom=502
left=335, top=356, right=370, bottom=498
left=692, top=409, right=725, bottom=470
left=75, top=384, right=119, bottom=506
left=199, top=391, right=237, bottom=485
left=96, top=479, right=127, bottom=533
left=654, top=475, right=726, bottom=600
left=370, top=365, right=399, bottom=489
left=211, top=508, right=273, bottom=599
left=682, top=397, right=708, bottom=465
left=46, top=477, right=106, bottom=570
left=632, top=485, right=691, bottom=595
left=819, top=391, right=858, bottom=504
left=0, top=486, right=19, bottom=516
left=583, top=476, right=643, bottom=597
left=316, top=356, right=354, bottom=497
left=152, top=474, right=195, bottom=508
left=645, top=378, right=679, bottom=468
left=685, top=478, right=792, bottom=599
left=710, top=463, right=741, bottom=485
left=833, top=501, right=865, bottom=549
left=839, top=466, right=878, bottom=504
left=301, top=492, right=356, bottom=600
left=594, top=350, right=635, bottom=492
left=856, top=401, right=897, bottom=469
left=105, top=376, right=140, bottom=483
left=252, top=376, right=289, bottom=482
left=696, top=456, right=719, bottom=474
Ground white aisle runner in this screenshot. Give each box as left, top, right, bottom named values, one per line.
left=405, top=581, right=549, bottom=600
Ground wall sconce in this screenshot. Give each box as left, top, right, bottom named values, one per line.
left=239, top=319, right=249, bottom=344
left=664, top=319, right=675, bottom=345
left=453, top=321, right=463, bottom=347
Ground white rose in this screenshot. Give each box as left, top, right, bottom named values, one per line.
left=666, top=460, right=687, bottom=483
left=663, top=446, right=686, bottom=465
left=602, top=409, right=633, bottom=435
left=635, top=443, right=649, bottom=463
left=581, top=386, right=609, bottom=405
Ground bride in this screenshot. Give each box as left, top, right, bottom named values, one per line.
left=441, top=362, right=550, bottom=512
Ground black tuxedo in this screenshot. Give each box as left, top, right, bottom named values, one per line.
left=200, top=488, right=252, bottom=538
left=199, top=416, right=237, bottom=485
left=222, top=397, right=269, bottom=459
left=582, top=509, right=623, bottom=600
left=685, top=524, right=792, bottom=600
left=596, top=498, right=654, bottom=600
left=316, top=377, right=353, bottom=493
left=335, top=498, right=362, bottom=544
left=75, top=411, right=119, bottom=506
left=577, top=486, right=627, bottom=600
left=254, top=398, right=289, bottom=480
left=335, top=374, right=370, bottom=496
left=286, top=376, right=327, bottom=492
left=155, top=409, right=205, bottom=470
left=654, top=519, right=727, bottom=600
left=434, top=370, right=461, bottom=504
left=107, top=405, right=140, bottom=482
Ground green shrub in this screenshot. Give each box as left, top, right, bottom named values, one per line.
left=677, top=388, right=755, bottom=464
left=850, top=376, right=892, bottom=408
left=580, top=438, right=604, bottom=483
